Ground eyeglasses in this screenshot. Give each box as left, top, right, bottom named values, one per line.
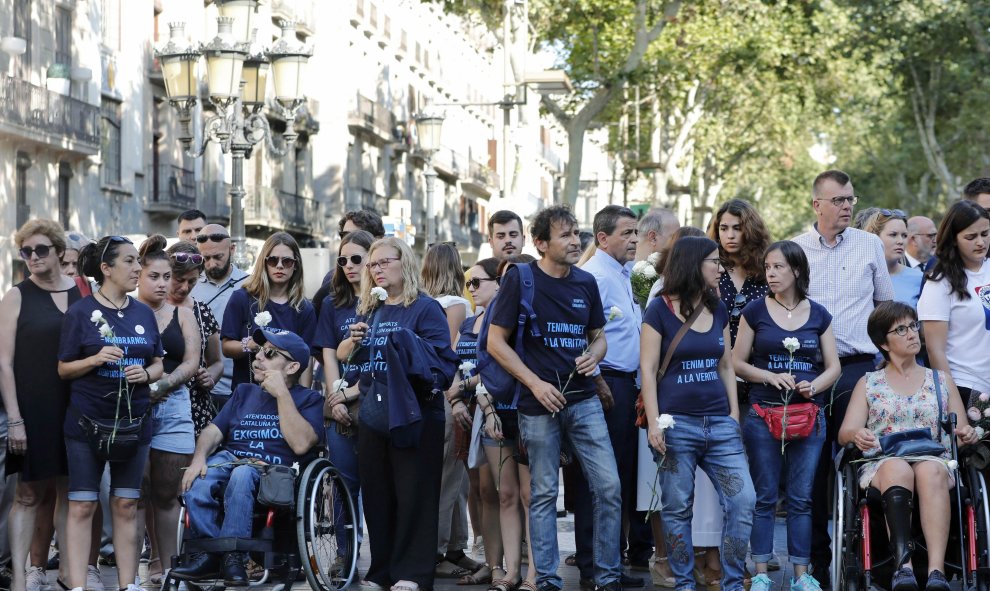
left=915, top=232, right=937, bottom=241
left=703, top=258, right=723, bottom=268
left=879, top=208, right=907, bottom=219
left=730, top=294, right=747, bottom=319
left=196, top=233, right=230, bottom=243
left=466, top=277, right=496, bottom=290
left=337, top=254, right=365, bottom=267
left=265, top=256, right=297, bottom=269
left=171, top=253, right=204, bottom=265
left=816, top=195, right=859, bottom=207
left=368, top=257, right=399, bottom=271
left=260, top=346, right=293, bottom=362
left=100, top=236, right=133, bottom=262
left=886, top=321, right=921, bottom=336
left=19, top=244, right=52, bottom=260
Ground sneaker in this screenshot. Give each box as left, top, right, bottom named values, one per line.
left=791, top=573, right=823, bottom=591
left=86, top=566, right=104, bottom=591
left=25, top=567, right=47, bottom=591
left=925, top=570, right=949, bottom=591
left=891, top=567, right=919, bottom=591
left=0, top=566, right=14, bottom=591
left=750, top=573, right=772, bottom=591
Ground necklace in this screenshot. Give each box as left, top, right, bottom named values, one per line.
left=98, top=288, right=126, bottom=318
left=772, top=295, right=800, bottom=318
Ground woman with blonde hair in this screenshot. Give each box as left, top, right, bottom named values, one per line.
left=220, top=232, right=315, bottom=391
left=422, top=243, right=472, bottom=346
left=347, top=237, right=459, bottom=591
left=860, top=209, right=923, bottom=307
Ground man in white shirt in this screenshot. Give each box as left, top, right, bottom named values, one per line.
left=792, top=170, right=894, bottom=586
left=905, top=216, right=937, bottom=269
left=190, top=224, right=249, bottom=406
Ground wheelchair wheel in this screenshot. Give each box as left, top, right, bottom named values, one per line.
left=832, top=467, right=845, bottom=591
left=297, top=459, right=358, bottom=591
left=975, top=470, right=990, bottom=591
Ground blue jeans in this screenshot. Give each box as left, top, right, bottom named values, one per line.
left=182, top=450, right=261, bottom=539
left=326, top=425, right=363, bottom=552
left=656, top=415, right=755, bottom=591
left=743, top=407, right=825, bottom=566
left=519, top=397, right=621, bottom=589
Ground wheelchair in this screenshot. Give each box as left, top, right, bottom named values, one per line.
left=831, top=414, right=990, bottom=591
left=163, top=456, right=359, bottom=591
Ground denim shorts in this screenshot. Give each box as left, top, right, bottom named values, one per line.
left=481, top=408, right=519, bottom=447
left=151, top=386, right=195, bottom=454
left=65, top=437, right=150, bottom=501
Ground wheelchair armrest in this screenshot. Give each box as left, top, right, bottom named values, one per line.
left=961, top=441, right=990, bottom=470
left=835, top=442, right=864, bottom=470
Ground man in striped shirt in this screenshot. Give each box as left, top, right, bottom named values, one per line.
left=792, top=169, right=894, bottom=586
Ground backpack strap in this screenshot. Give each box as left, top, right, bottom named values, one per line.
left=510, top=263, right=540, bottom=408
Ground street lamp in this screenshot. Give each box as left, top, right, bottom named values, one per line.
left=156, top=8, right=311, bottom=269
left=414, top=111, right=445, bottom=248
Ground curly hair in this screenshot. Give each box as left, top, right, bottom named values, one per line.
left=707, top=199, right=771, bottom=280
left=928, top=200, right=990, bottom=300
left=14, top=219, right=66, bottom=255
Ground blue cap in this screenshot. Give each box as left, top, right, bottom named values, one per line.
left=253, top=328, right=310, bottom=370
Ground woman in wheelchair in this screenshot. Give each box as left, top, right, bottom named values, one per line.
left=171, top=329, right=325, bottom=586
left=839, top=302, right=979, bottom=591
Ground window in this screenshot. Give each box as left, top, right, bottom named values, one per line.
left=55, top=6, right=72, bottom=65
left=12, top=0, right=31, bottom=78
left=16, top=152, right=31, bottom=229
left=102, top=0, right=120, bottom=51
left=58, top=162, right=72, bottom=230
left=101, top=98, right=122, bottom=186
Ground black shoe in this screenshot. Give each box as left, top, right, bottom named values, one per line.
left=537, top=584, right=561, bottom=591
left=98, top=553, right=116, bottom=568
left=171, top=552, right=222, bottom=581
left=597, top=583, right=622, bottom=591
left=925, top=569, right=949, bottom=591
left=46, top=552, right=60, bottom=571
left=222, top=552, right=249, bottom=587
left=580, top=578, right=596, bottom=591
left=620, top=574, right=645, bottom=588
left=810, top=561, right=830, bottom=588
left=892, top=567, right=919, bottom=591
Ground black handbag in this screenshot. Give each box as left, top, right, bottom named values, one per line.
left=77, top=413, right=144, bottom=463
left=878, top=369, right=947, bottom=458
left=256, top=464, right=296, bottom=508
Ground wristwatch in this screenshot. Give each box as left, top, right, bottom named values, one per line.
left=810, top=384, right=817, bottom=396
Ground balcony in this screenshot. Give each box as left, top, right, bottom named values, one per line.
left=245, top=186, right=319, bottom=234
left=271, top=0, right=316, bottom=36
left=461, top=159, right=498, bottom=195
left=0, top=76, right=100, bottom=155
left=347, top=93, right=395, bottom=145
left=146, top=163, right=198, bottom=215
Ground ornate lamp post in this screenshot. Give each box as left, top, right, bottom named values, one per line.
left=413, top=111, right=444, bottom=248
left=156, top=3, right=311, bottom=269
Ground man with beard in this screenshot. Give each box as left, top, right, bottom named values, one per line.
left=488, top=210, right=526, bottom=260
left=190, top=224, right=249, bottom=406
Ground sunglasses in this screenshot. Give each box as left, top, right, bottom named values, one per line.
left=196, top=233, right=230, bottom=244
left=428, top=241, right=457, bottom=248
left=265, top=256, right=297, bottom=269
left=887, top=321, right=921, bottom=337
left=730, top=294, right=747, bottom=319
left=171, top=253, right=204, bottom=265
left=466, top=277, right=496, bottom=290
left=879, top=208, right=907, bottom=219
left=337, top=254, right=365, bottom=267
left=100, top=236, right=133, bottom=262
left=261, top=347, right=293, bottom=361
left=19, top=244, right=52, bottom=260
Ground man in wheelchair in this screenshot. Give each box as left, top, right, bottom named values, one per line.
left=171, top=329, right=326, bottom=586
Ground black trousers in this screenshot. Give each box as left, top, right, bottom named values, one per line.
left=810, top=355, right=877, bottom=566
left=573, top=373, right=653, bottom=576
left=359, top=418, right=445, bottom=590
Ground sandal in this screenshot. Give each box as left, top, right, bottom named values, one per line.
left=458, top=564, right=493, bottom=585
left=652, top=558, right=676, bottom=589
left=564, top=554, right=577, bottom=567
left=436, top=560, right=472, bottom=578
left=518, top=583, right=538, bottom=591
left=359, top=581, right=385, bottom=591
left=488, top=578, right=521, bottom=591
left=148, top=557, right=164, bottom=585
left=392, top=583, right=420, bottom=591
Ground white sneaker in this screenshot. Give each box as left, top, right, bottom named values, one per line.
left=86, top=565, right=104, bottom=591
left=25, top=566, right=47, bottom=591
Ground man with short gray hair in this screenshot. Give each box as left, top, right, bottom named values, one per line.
left=906, top=216, right=937, bottom=269
left=635, top=208, right=679, bottom=262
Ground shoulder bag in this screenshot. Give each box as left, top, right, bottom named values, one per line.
left=635, top=299, right=705, bottom=429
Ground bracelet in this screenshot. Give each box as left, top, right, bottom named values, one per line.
left=143, top=368, right=151, bottom=383
left=451, top=399, right=466, bottom=408
left=7, top=420, right=24, bottom=427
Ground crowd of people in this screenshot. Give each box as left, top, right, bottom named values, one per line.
left=0, top=168, right=988, bottom=591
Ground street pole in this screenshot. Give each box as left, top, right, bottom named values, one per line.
left=424, top=161, right=437, bottom=246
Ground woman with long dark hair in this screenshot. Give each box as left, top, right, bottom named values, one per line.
left=640, top=236, right=755, bottom=591
left=732, top=241, right=840, bottom=591
left=221, top=232, right=315, bottom=391
left=57, top=236, right=164, bottom=591
left=919, top=200, right=990, bottom=401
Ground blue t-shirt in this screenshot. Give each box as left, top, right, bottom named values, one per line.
left=891, top=266, right=924, bottom=308
left=742, top=298, right=833, bottom=406
left=643, top=298, right=729, bottom=416
left=313, top=294, right=364, bottom=379
left=489, top=262, right=606, bottom=416
left=212, top=383, right=326, bottom=465
left=220, top=288, right=317, bottom=390
left=58, top=296, right=164, bottom=442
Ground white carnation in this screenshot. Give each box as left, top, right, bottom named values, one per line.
left=459, top=361, right=476, bottom=374
left=632, top=260, right=650, bottom=274
left=476, top=381, right=489, bottom=396
left=90, top=310, right=103, bottom=323
left=149, top=382, right=159, bottom=393
left=946, top=459, right=958, bottom=471
left=332, top=378, right=349, bottom=393
left=782, top=337, right=800, bottom=354
left=656, top=414, right=676, bottom=432
left=642, top=265, right=658, bottom=279
left=254, top=311, right=273, bottom=327
left=647, top=252, right=661, bottom=266
left=99, top=324, right=114, bottom=338
left=370, top=286, right=388, bottom=301
left=607, top=306, right=623, bottom=321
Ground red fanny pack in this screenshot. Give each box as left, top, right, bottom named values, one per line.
left=752, top=402, right=818, bottom=441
